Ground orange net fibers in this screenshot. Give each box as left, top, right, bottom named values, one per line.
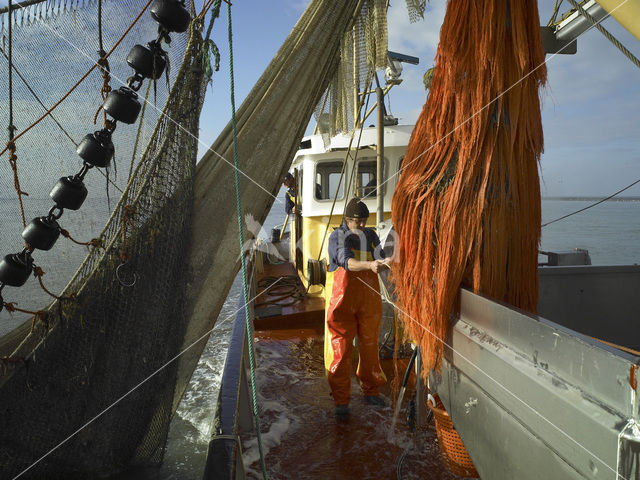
left=391, top=0, right=547, bottom=372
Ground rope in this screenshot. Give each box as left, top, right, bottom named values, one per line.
left=94, top=0, right=114, bottom=130
left=0, top=47, right=76, bottom=146
left=32, top=266, right=62, bottom=300
left=0, top=5, right=126, bottom=229
left=566, top=0, right=640, bottom=70
left=7, top=141, right=28, bottom=227
left=93, top=57, right=113, bottom=126
left=2, top=302, right=48, bottom=332
left=226, top=3, right=268, bottom=479
left=255, top=276, right=304, bottom=307
left=129, top=79, right=153, bottom=179
left=0, top=45, right=122, bottom=195
left=118, top=205, right=136, bottom=261
left=547, top=0, right=564, bottom=26
left=0, top=0, right=155, bottom=160
left=6, top=1, right=29, bottom=228
left=314, top=73, right=373, bottom=262
left=60, top=229, right=102, bottom=249
left=199, top=0, right=219, bottom=19
left=541, top=176, right=640, bottom=227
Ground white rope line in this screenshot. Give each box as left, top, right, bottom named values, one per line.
left=358, top=276, right=631, bottom=479
left=24, top=6, right=282, bottom=203
left=11, top=274, right=284, bottom=480
left=359, top=0, right=632, bottom=204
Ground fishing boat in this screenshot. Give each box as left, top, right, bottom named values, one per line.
left=204, top=1, right=640, bottom=480
left=0, top=0, right=638, bottom=478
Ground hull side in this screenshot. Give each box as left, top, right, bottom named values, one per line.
left=434, top=288, right=639, bottom=480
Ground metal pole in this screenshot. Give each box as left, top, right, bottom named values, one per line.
left=376, top=84, right=384, bottom=227
left=353, top=26, right=359, bottom=128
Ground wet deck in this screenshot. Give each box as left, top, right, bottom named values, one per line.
left=247, top=261, right=471, bottom=479
left=242, top=336, right=470, bottom=479
left=254, top=261, right=324, bottom=339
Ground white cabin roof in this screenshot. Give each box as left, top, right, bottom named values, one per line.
left=293, top=124, right=414, bottom=160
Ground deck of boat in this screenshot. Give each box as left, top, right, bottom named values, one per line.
left=253, top=261, right=325, bottom=338
left=246, top=260, right=469, bottom=479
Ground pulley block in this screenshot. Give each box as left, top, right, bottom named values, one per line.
left=150, top=0, right=191, bottom=33
left=127, top=42, right=167, bottom=80
left=77, top=129, right=115, bottom=168
left=0, top=252, right=34, bottom=287
left=307, top=258, right=326, bottom=286
left=22, top=216, right=61, bottom=251
left=50, top=176, right=88, bottom=210
left=103, top=87, right=142, bottom=124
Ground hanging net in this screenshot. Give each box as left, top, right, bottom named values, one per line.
left=313, top=0, right=388, bottom=136
left=0, top=0, right=377, bottom=476
left=391, top=0, right=547, bottom=373
left=0, top=0, right=208, bottom=477
left=405, top=0, right=427, bottom=23
left=183, top=0, right=374, bottom=412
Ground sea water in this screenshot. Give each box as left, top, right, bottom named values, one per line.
left=1, top=196, right=639, bottom=478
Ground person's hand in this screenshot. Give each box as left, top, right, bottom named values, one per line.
left=370, top=259, right=386, bottom=274
left=292, top=206, right=297, bottom=214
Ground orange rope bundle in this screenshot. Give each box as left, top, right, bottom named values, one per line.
left=391, top=0, right=547, bottom=372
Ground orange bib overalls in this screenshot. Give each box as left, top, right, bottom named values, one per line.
left=324, top=250, right=386, bottom=406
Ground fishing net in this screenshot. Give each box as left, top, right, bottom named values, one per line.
left=0, top=0, right=381, bottom=476
left=0, top=0, right=208, bottom=477
left=391, top=0, right=547, bottom=373
left=405, top=0, right=427, bottom=23
left=313, top=0, right=388, bottom=136
left=184, top=0, right=373, bottom=416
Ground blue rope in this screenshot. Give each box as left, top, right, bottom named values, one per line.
left=226, top=3, right=268, bottom=479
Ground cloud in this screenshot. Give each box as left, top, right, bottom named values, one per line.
left=538, top=11, right=640, bottom=196
left=282, top=0, right=310, bottom=18
left=387, top=2, right=445, bottom=59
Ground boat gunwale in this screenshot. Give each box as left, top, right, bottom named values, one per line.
left=460, top=279, right=640, bottom=364
left=204, top=257, right=257, bottom=480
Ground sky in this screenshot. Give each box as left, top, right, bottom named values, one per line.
left=1, top=0, right=639, bottom=197
left=197, top=0, right=640, bottom=198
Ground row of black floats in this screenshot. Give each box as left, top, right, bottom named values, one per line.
left=0, top=0, right=191, bottom=310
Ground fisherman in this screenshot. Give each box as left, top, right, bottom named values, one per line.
left=283, top=172, right=297, bottom=215
left=325, top=197, right=388, bottom=417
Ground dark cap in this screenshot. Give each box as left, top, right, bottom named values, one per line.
left=284, top=172, right=294, bottom=181
left=345, top=198, right=369, bottom=219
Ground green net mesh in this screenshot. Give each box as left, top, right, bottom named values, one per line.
left=314, top=0, right=388, bottom=136
left=0, top=0, right=207, bottom=477
left=405, top=0, right=427, bottom=23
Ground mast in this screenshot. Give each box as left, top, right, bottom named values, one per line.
left=376, top=79, right=384, bottom=227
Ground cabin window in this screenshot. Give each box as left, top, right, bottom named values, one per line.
left=299, top=139, right=312, bottom=150
left=315, top=162, right=344, bottom=201
left=355, top=159, right=384, bottom=197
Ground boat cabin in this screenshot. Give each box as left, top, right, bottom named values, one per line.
left=287, top=124, right=412, bottom=293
